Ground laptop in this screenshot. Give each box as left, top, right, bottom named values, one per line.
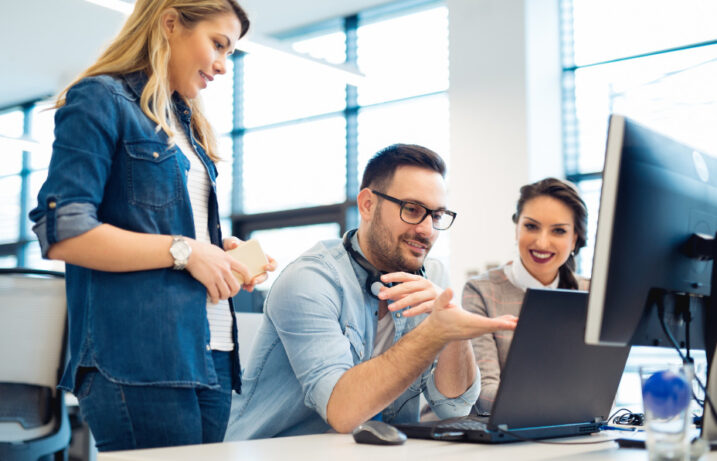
left=395, top=288, right=631, bottom=443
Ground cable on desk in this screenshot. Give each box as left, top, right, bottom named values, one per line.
left=607, top=408, right=644, bottom=427
left=657, top=306, right=717, bottom=428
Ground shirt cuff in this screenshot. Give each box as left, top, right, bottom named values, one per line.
left=306, top=367, right=349, bottom=423
left=425, top=368, right=480, bottom=419
left=32, top=202, right=101, bottom=258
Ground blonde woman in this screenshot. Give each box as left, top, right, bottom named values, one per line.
left=29, top=0, right=275, bottom=451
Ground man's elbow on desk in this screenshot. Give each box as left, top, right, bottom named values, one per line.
left=326, top=391, right=367, bottom=434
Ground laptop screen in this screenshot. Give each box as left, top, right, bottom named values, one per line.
left=489, top=289, right=630, bottom=429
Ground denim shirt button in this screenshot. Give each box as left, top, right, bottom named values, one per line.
left=184, top=110, right=189, bottom=115
left=48, top=201, right=57, bottom=209
left=152, top=152, right=159, bottom=159
left=216, top=224, right=221, bottom=229
left=206, top=344, right=211, bottom=351
left=396, top=312, right=402, bottom=318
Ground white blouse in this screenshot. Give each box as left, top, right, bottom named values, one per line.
left=503, top=250, right=560, bottom=292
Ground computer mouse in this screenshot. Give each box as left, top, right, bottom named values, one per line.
left=352, top=420, right=407, bottom=445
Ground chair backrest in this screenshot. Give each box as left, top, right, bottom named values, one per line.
left=0, top=270, right=66, bottom=388
left=235, top=312, right=264, bottom=367
left=0, top=268, right=71, bottom=457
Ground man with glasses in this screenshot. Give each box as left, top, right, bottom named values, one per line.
left=225, top=144, right=517, bottom=440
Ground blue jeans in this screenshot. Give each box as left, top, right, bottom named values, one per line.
left=76, top=350, right=233, bottom=452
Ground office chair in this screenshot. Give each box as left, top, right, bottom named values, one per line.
left=235, top=312, right=263, bottom=367
left=0, top=268, right=71, bottom=461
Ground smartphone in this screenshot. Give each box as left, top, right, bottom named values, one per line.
left=226, top=239, right=269, bottom=284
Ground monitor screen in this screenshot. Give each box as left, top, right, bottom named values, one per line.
left=585, top=114, right=717, bottom=347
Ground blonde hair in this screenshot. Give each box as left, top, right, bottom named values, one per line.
left=55, top=0, right=249, bottom=162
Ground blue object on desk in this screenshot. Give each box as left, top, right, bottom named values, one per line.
left=642, top=370, right=691, bottom=419
left=601, top=425, right=641, bottom=432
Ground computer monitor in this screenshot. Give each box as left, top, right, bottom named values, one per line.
left=584, top=114, right=717, bottom=351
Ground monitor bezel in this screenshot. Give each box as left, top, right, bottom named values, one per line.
left=585, top=114, right=626, bottom=346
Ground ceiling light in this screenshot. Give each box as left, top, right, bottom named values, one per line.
left=235, top=34, right=365, bottom=87
left=83, top=0, right=365, bottom=86
left=84, top=0, right=133, bottom=15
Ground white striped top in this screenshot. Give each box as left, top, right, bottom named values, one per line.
left=171, top=112, right=234, bottom=351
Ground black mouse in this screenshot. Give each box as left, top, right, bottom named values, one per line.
left=352, top=420, right=407, bottom=445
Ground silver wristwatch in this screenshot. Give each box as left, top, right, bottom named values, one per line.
left=169, top=235, right=192, bottom=270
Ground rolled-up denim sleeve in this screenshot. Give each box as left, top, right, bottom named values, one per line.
left=424, top=365, right=480, bottom=419
left=264, top=255, right=354, bottom=422
left=28, top=78, right=118, bottom=257
left=32, top=203, right=101, bottom=258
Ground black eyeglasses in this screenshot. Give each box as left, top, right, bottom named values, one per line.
left=371, top=190, right=457, bottom=230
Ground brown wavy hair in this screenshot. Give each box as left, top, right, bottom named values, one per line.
left=512, top=177, right=588, bottom=289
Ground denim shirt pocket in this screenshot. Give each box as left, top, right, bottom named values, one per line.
left=342, top=323, right=366, bottom=363
left=125, top=140, right=182, bottom=209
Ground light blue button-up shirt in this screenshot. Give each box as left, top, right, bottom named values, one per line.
left=225, top=234, right=479, bottom=440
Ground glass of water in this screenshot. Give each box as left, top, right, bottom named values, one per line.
left=640, top=363, right=694, bottom=461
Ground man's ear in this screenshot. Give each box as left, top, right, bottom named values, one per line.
left=161, top=8, right=180, bottom=36
left=357, top=188, right=375, bottom=222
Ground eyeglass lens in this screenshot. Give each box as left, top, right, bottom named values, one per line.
left=400, top=203, right=452, bottom=229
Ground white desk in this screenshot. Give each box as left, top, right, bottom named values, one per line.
left=96, top=432, right=716, bottom=461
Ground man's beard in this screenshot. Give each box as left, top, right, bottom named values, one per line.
left=365, top=206, right=432, bottom=273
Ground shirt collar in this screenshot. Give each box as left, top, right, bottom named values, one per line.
left=503, top=251, right=559, bottom=292
left=350, top=231, right=369, bottom=261
left=122, top=71, right=148, bottom=100
left=347, top=231, right=374, bottom=287
left=121, top=71, right=192, bottom=119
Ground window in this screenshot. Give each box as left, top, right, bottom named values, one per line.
left=562, top=0, right=717, bottom=277
left=0, top=103, right=61, bottom=270
left=0, top=111, right=25, bottom=248
left=233, top=1, right=450, bottom=308
left=561, top=0, right=716, bottom=408
left=0, top=1, right=451, bottom=313
left=562, top=0, right=717, bottom=190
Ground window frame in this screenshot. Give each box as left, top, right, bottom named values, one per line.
left=230, top=0, right=447, bottom=241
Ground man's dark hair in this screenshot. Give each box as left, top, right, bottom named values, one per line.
left=359, top=144, right=446, bottom=191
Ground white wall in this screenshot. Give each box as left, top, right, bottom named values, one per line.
left=447, top=0, right=563, bottom=295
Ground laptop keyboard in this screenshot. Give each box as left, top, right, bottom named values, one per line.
left=432, top=416, right=490, bottom=432
left=435, top=419, right=488, bottom=431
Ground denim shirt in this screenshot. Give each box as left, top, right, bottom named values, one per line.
left=28, top=72, right=241, bottom=393
left=224, top=234, right=479, bottom=440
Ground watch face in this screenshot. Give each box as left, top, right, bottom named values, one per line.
left=171, top=239, right=191, bottom=260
